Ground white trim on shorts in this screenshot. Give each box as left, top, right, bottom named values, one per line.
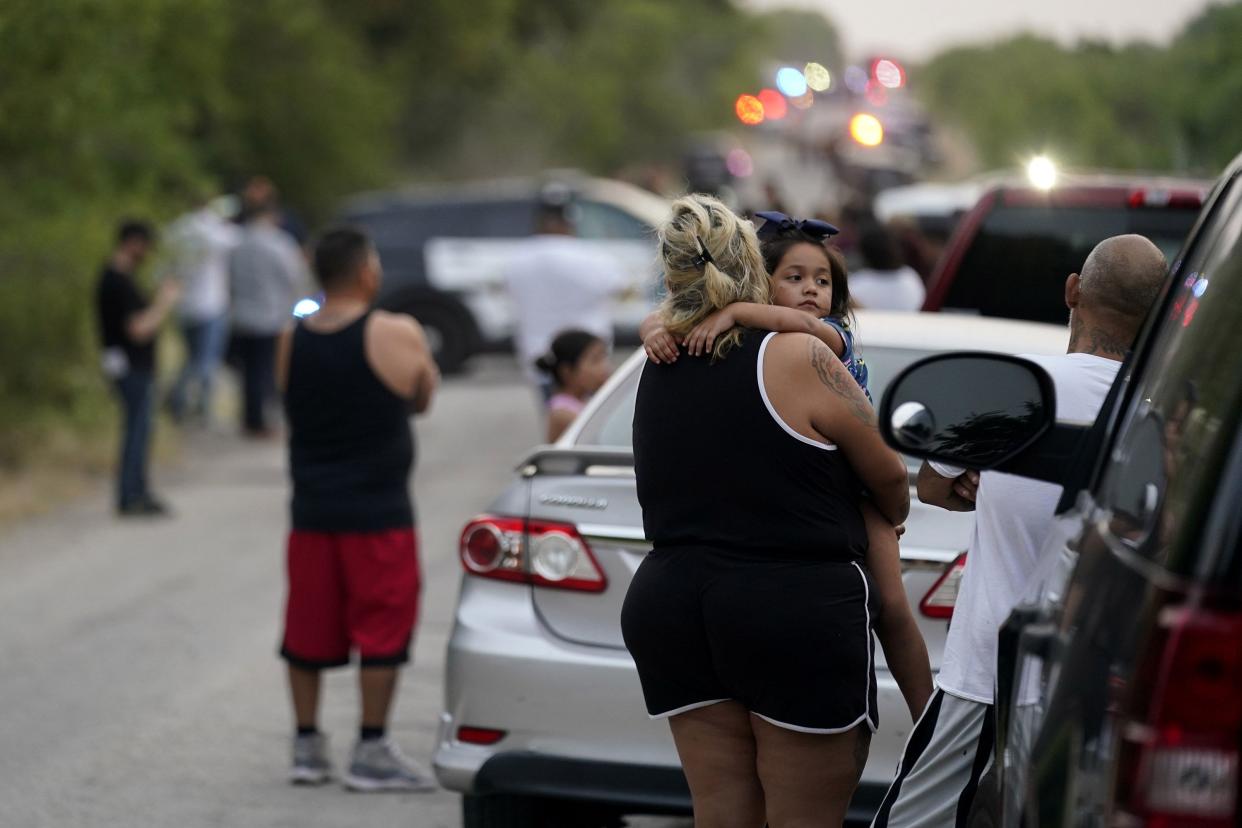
left=757, top=332, right=838, bottom=451
left=647, top=562, right=876, bottom=735
left=649, top=698, right=730, bottom=720
left=854, top=561, right=876, bottom=732
left=754, top=710, right=874, bottom=735
left=750, top=561, right=877, bottom=735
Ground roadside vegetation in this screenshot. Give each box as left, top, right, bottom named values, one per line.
left=1, top=0, right=1238, bottom=493
left=917, top=3, right=1242, bottom=173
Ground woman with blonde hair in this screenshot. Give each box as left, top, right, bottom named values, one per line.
left=621, top=195, right=911, bottom=827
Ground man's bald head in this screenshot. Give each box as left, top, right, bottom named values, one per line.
left=1065, top=234, right=1168, bottom=358
left=1077, top=234, right=1167, bottom=322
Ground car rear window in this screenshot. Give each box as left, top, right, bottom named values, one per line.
left=942, top=204, right=1198, bottom=324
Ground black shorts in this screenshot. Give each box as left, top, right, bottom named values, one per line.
left=620, top=546, right=878, bottom=733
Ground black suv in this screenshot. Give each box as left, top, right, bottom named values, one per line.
left=879, top=152, right=1242, bottom=827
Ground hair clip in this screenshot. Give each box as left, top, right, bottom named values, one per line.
left=690, top=234, right=715, bottom=269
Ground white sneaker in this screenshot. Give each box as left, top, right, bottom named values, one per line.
left=343, top=737, right=438, bottom=792
left=290, top=732, right=332, bottom=785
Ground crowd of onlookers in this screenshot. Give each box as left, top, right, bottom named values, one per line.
left=94, top=176, right=309, bottom=516
left=93, top=176, right=938, bottom=515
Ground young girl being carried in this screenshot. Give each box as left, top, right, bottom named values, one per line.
left=639, top=210, right=933, bottom=721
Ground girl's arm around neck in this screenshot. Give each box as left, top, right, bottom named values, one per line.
left=729, top=303, right=845, bottom=358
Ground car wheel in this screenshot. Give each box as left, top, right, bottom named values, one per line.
left=461, top=794, right=623, bottom=828
left=391, top=296, right=475, bottom=375
left=462, top=793, right=542, bottom=828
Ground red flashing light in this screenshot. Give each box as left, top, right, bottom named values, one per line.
left=864, top=80, right=889, bottom=107
left=735, top=94, right=764, bottom=125
left=872, top=58, right=906, bottom=89
left=757, top=89, right=787, bottom=120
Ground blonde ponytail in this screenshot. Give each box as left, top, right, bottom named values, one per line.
left=656, top=194, right=769, bottom=360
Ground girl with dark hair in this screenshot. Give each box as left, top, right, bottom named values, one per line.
left=534, top=329, right=612, bottom=442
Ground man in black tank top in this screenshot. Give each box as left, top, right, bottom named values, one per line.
left=274, top=228, right=439, bottom=791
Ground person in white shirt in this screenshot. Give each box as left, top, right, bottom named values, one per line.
left=229, top=202, right=309, bottom=437
left=872, top=235, right=1169, bottom=828
left=165, top=199, right=240, bottom=423
left=849, top=222, right=926, bottom=312
left=503, top=198, right=627, bottom=404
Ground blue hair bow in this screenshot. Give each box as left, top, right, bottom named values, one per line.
left=754, top=210, right=840, bottom=241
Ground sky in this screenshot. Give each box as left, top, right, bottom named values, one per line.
left=743, top=0, right=1216, bottom=60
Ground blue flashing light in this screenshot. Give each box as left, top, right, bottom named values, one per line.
left=775, top=67, right=808, bottom=98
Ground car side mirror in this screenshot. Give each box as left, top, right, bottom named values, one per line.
left=878, top=353, right=1057, bottom=470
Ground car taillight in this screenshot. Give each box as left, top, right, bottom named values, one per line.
left=456, top=726, right=506, bottom=746
left=920, top=553, right=967, bottom=619
left=1128, top=188, right=1204, bottom=209
left=459, top=516, right=607, bottom=593
left=1114, top=604, right=1242, bottom=826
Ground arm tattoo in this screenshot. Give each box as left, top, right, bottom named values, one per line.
left=808, top=338, right=876, bottom=428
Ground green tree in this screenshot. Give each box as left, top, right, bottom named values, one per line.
left=1172, top=2, right=1242, bottom=172
left=915, top=3, right=1242, bottom=177
left=0, top=0, right=398, bottom=462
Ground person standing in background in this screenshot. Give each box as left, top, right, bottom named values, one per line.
left=165, top=194, right=240, bottom=425
left=229, top=199, right=308, bottom=438
left=95, top=220, right=179, bottom=516
left=849, top=221, right=926, bottom=312
left=503, top=188, right=626, bottom=408
left=276, top=227, right=439, bottom=790
left=238, top=175, right=308, bottom=244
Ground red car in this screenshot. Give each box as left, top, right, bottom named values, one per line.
left=922, top=174, right=1210, bottom=325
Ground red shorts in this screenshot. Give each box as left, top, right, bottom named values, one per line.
left=280, top=528, right=421, bottom=669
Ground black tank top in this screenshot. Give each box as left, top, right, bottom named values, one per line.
left=285, top=312, right=415, bottom=532
left=633, top=330, right=867, bottom=561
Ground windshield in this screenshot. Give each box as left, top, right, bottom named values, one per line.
left=943, top=204, right=1198, bottom=324
left=574, top=344, right=938, bottom=470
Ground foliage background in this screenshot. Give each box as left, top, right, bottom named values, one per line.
left=915, top=3, right=1242, bottom=174
left=0, top=0, right=1239, bottom=468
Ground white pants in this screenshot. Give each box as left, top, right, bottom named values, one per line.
left=871, top=689, right=995, bottom=828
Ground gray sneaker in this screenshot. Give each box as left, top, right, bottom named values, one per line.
left=290, top=732, right=332, bottom=785
left=344, top=738, right=438, bottom=792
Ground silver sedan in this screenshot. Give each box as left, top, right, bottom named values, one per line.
left=434, top=311, right=1069, bottom=827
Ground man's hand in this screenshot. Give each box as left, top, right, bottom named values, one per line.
left=156, top=278, right=182, bottom=308
left=952, top=470, right=980, bottom=504
left=916, top=462, right=980, bottom=512
left=685, top=308, right=735, bottom=357
left=126, top=278, right=181, bottom=343
left=643, top=324, right=680, bottom=364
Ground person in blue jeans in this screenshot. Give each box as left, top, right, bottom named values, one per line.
left=95, top=220, right=180, bottom=516
left=165, top=198, right=239, bottom=424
